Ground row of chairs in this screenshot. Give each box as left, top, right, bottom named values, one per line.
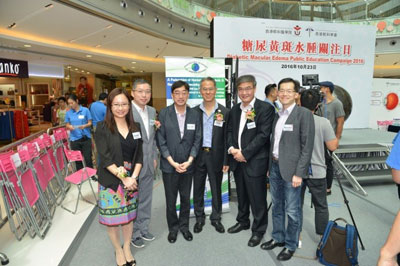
left=0, top=127, right=98, bottom=241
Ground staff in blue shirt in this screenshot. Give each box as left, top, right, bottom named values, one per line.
left=65, top=94, right=93, bottom=170
left=90, top=92, right=107, bottom=128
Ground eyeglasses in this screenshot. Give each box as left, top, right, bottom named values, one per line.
left=278, top=90, right=296, bottom=95
left=238, top=86, right=254, bottom=92
left=173, top=91, right=188, bottom=97
left=112, top=103, right=130, bottom=108
left=134, top=90, right=151, bottom=94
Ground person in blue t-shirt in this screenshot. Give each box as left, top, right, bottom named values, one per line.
left=386, top=132, right=400, bottom=199
left=65, top=94, right=93, bottom=170
left=90, top=92, right=107, bottom=129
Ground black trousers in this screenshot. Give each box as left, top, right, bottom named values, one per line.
left=234, top=163, right=268, bottom=236
left=325, top=148, right=334, bottom=190
left=162, top=172, right=193, bottom=233
left=70, top=137, right=93, bottom=170
left=300, top=178, right=329, bottom=235
left=193, top=151, right=223, bottom=222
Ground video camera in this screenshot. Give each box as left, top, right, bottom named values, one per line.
left=302, top=74, right=324, bottom=104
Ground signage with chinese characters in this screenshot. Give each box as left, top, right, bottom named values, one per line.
left=0, top=58, right=29, bottom=78
left=212, top=17, right=376, bottom=128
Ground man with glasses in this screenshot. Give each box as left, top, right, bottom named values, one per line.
left=226, top=75, right=275, bottom=247
left=261, top=78, right=314, bottom=261
left=192, top=77, right=229, bottom=234
left=156, top=80, right=201, bottom=243
left=130, top=79, right=158, bottom=248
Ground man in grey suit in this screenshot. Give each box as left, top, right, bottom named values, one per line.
left=156, top=80, right=202, bottom=243
left=130, top=79, right=158, bottom=248
left=261, top=78, right=315, bottom=261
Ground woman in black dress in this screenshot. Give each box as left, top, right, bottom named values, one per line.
left=95, top=88, right=142, bottom=266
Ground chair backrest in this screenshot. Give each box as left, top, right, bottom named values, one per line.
left=63, top=146, right=84, bottom=162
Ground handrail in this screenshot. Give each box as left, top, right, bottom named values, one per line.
left=0, top=130, right=46, bottom=153
left=47, top=124, right=66, bottom=135
left=332, top=152, right=368, bottom=196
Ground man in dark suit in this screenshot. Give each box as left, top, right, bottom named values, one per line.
left=156, top=80, right=202, bottom=243
left=260, top=78, right=315, bottom=261
left=192, top=77, right=229, bottom=234
left=226, top=75, right=275, bottom=247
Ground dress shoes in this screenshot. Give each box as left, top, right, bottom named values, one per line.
left=248, top=234, right=262, bottom=247
left=260, top=239, right=285, bottom=250
left=193, top=222, right=205, bottom=233
left=211, top=221, right=225, bottom=233
left=277, top=248, right=295, bottom=261
left=181, top=230, right=193, bottom=241
left=167, top=232, right=177, bottom=243
left=227, top=223, right=250, bottom=234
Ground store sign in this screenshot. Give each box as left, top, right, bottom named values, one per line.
left=0, top=58, right=29, bottom=78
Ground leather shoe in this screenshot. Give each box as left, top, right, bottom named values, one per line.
left=181, top=230, right=193, bottom=241
left=167, top=232, right=177, bottom=243
left=211, top=221, right=225, bottom=233
left=248, top=234, right=262, bottom=247
left=193, top=222, right=205, bottom=233
left=227, top=223, right=250, bottom=234
left=277, top=248, right=294, bottom=261
left=260, top=239, right=285, bottom=250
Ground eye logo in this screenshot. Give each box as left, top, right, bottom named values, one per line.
left=185, top=62, right=207, bottom=73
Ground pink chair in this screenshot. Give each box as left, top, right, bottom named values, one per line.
left=61, top=146, right=97, bottom=214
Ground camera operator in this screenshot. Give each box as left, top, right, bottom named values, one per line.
left=299, top=89, right=338, bottom=242
left=316, top=81, right=345, bottom=195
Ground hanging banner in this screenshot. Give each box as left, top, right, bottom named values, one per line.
left=0, top=58, right=28, bottom=78
left=212, top=17, right=376, bottom=128
left=164, top=56, right=229, bottom=215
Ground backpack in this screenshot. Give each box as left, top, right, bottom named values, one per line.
left=316, top=218, right=359, bottom=266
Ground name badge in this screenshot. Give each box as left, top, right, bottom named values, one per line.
left=11, top=153, right=22, bottom=168
left=283, top=124, right=293, bottom=131
left=132, top=132, right=141, bottom=140
left=187, top=124, right=195, bottom=130
left=214, top=120, right=224, bottom=127
left=149, top=119, right=155, bottom=126
left=78, top=115, right=85, bottom=119
left=247, top=122, right=256, bottom=129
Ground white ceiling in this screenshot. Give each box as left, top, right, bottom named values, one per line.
left=0, top=0, right=209, bottom=75
left=0, top=0, right=398, bottom=78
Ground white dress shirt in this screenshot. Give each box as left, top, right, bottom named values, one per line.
left=174, top=105, right=186, bottom=138
left=132, top=101, right=149, bottom=138
left=238, top=97, right=256, bottom=150
left=272, top=103, right=296, bottom=159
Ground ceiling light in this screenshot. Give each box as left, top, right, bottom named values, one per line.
left=154, top=16, right=160, bottom=23
left=81, top=70, right=85, bottom=73
left=105, top=25, right=112, bottom=29
left=194, top=30, right=198, bottom=36
left=8, top=23, right=16, bottom=29
left=131, top=66, right=135, bottom=69
left=87, top=72, right=90, bottom=74
left=95, top=44, right=101, bottom=48
left=67, top=66, right=71, bottom=69
left=138, top=9, right=144, bottom=16
left=181, top=27, right=186, bottom=33
left=140, top=70, right=144, bottom=73
left=75, top=68, right=79, bottom=71
left=120, top=0, right=127, bottom=8
left=131, top=61, right=136, bottom=64
left=168, top=22, right=173, bottom=29
left=24, top=44, right=31, bottom=47
left=86, top=55, right=92, bottom=58
left=44, top=4, right=53, bottom=9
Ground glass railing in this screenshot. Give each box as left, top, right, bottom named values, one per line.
left=153, top=0, right=400, bottom=27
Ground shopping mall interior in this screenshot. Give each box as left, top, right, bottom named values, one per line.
left=0, top=0, right=400, bottom=265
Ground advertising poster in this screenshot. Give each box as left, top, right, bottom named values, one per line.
left=164, top=57, right=229, bottom=215
left=212, top=17, right=376, bottom=128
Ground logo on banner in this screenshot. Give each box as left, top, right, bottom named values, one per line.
left=293, top=25, right=302, bottom=36
left=184, top=62, right=207, bottom=73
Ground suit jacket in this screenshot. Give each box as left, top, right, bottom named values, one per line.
left=269, top=105, right=315, bottom=182
left=95, top=121, right=143, bottom=192
left=193, top=103, right=229, bottom=172
left=227, top=98, right=275, bottom=177
left=156, top=104, right=202, bottom=174
left=132, top=103, right=157, bottom=177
